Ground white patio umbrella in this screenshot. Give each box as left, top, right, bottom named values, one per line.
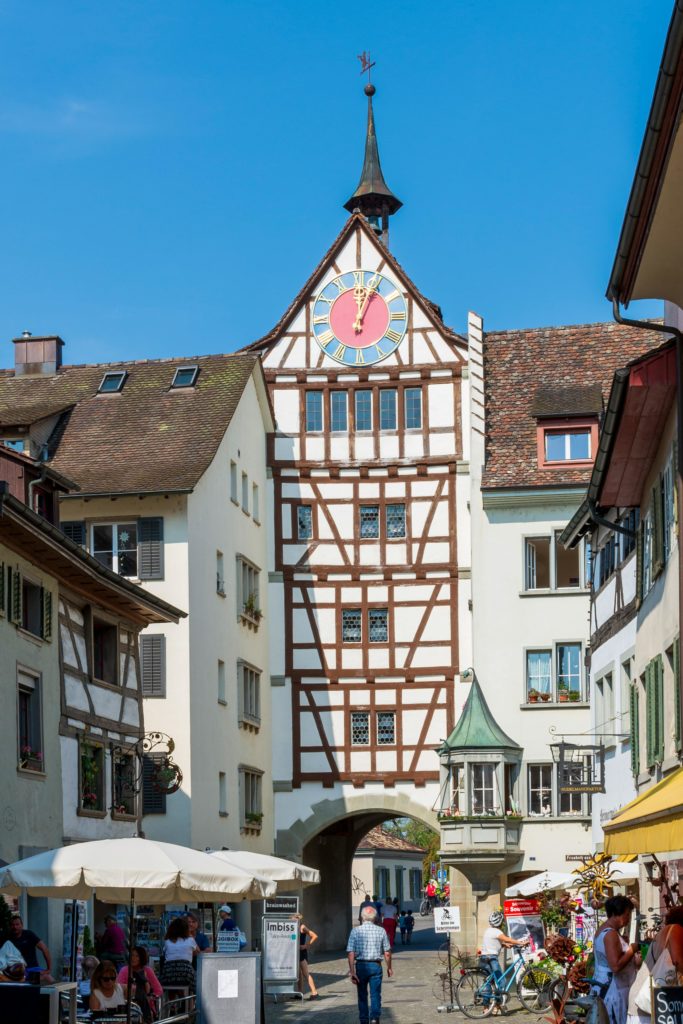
left=505, top=870, right=575, bottom=897
left=208, top=849, right=320, bottom=890
left=0, top=837, right=276, bottom=1024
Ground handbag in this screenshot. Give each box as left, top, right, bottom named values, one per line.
left=634, top=929, right=677, bottom=1015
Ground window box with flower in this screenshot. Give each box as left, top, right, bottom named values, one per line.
left=18, top=745, right=44, bottom=772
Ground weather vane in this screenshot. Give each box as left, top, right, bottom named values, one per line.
left=358, top=51, right=376, bottom=83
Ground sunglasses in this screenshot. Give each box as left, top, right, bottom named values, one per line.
left=102, top=975, right=117, bottom=981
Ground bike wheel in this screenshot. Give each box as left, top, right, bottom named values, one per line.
left=455, top=969, right=496, bottom=1018
left=419, top=899, right=430, bottom=917
left=433, top=970, right=456, bottom=1004
left=517, top=964, right=555, bottom=1013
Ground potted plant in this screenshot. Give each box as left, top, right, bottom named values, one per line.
left=540, top=692, right=551, bottom=702
left=243, top=592, right=263, bottom=622
left=80, top=745, right=101, bottom=810
left=245, top=811, right=263, bottom=826
left=528, top=689, right=540, bottom=704
left=558, top=685, right=569, bottom=703
left=568, top=691, right=581, bottom=702
left=19, top=745, right=43, bottom=771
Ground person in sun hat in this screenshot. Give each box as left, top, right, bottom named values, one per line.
left=218, top=905, right=236, bottom=932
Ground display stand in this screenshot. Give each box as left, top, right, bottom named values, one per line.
left=197, top=952, right=261, bottom=1024
left=261, top=916, right=302, bottom=1003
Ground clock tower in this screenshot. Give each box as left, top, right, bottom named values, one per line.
left=243, top=81, right=469, bottom=948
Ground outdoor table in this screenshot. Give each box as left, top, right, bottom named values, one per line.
left=0, top=979, right=77, bottom=1023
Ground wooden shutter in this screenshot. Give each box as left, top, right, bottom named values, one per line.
left=41, top=588, right=53, bottom=642
left=655, top=654, right=665, bottom=762
left=142, top=754, right=167, bottom=814
left=61, top=521, right=86, bottom=547
left=645, top=662, right=654, bottom=767
left=635, top=520, right=644, bottom=609
left=653, top=484, right=664, bottom=578
left=630, top=684, right=640, bottom=775
left=140, top=634, right=166, bottom=697
left=9, top=568, right=22, bottom=625
left=138, top=518, right=164, bottom=580
left=674, top=637, right=681, bottom=752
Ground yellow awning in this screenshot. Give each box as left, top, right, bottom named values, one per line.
left=604, top=767, right=683, bottom=856
left=615, top=855, right=637, bottom=863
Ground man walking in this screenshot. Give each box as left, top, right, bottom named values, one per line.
left=347, top=906, right=392, bottom=1024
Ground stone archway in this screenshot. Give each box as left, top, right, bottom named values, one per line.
left=276, top=792, right=439, bottom=951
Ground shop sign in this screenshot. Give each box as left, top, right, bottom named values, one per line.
left=216, top=930, right=241, bottom=953
left=263, top=919, right=299, bottom=982
left=264, top=896, right=299, bottom=915
left=654, top=985, right=683, bottom=1024
left=504, top=899, right=545, bottom=953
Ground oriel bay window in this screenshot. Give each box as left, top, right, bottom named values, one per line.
left=471, top=763, right=496, bottom=815
left=442, top=756, right=518, bottom=818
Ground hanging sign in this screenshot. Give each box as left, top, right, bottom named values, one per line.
left=504, top=899, right=545, bottom=952
left=262, top=919, right=299, bottom=983
left=264, top=896, right=299, bottom=915
left=654, top=986, right=683, bottom=1024
left=434, top=906, right=461, bottom=933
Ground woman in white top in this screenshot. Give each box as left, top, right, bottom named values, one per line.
left=89, top=959, right=128, bottom=1010
left=479, top=911, right=528, bottom=1016
left=160, top=917, right=198, bottom=994
left=593, top=895, right=641, bottom=1024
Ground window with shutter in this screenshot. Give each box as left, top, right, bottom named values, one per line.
left=674, top=638, right=681, bottom=752
left=138, top=518, right=164, bottom=580
left=61, top=521, right=86, bottom=547
left=41, top=588, right=52, bottom=642
left=655, top=654, right=665, bottom=762
left=630, top=685, right=640, bottom=775
left=9, top=568, right=22, bottom=625
left=653, top=485, right=664, bottom=578
left=645, top=663, right=654, bottom=767
left=140, top=634, right=166, bottom=697
left=142, top=754, right=167, bottom=814
left=635, top=522, right=643, bottom=609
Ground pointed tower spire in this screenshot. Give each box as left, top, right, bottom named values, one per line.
left=344, top=81, right=402, bottom=245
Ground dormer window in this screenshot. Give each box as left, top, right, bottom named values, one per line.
left=545, top=428, right=591, bottom=463
left=98, top=371, right=127, bottom=394
left=171, top=366, right=199, bottom=389
left=3, top=438, right=25, bottom=452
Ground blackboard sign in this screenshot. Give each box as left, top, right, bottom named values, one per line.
left=654, top=985, right=683, bottom=1024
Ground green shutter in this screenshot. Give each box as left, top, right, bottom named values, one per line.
left=645, top=662, right=654, bottom=767
left=9, top=568, right=22, bottom=625
left=655, top=655, right=665, bottom=762
left=674, top=638, right=681, bottom=752
left=630, top=684, right=640, bottom=775
left=653, top=485, right=664, bottom=578
left=41, top=588, right=52, bottom=642
left=635, top=521, right=644, bottom=609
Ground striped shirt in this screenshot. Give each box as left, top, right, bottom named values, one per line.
left=346, top=921, right=391, bottom=960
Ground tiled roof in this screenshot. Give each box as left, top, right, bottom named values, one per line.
left=357, top=826, right=426, bottom=854
left=482, top=320, right=666, bottom=490
left=529, top=384, right=603, bottom=419
left=0, top=352, right=261, bottom=496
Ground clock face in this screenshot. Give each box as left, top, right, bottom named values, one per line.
left=312, top=270, right=408, bottom=366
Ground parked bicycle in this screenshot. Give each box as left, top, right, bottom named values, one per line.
left=455, top=946, right=555, bottom=1017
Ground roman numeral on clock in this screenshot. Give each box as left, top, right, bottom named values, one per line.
left=313, top=314, right=328, bottom=325
left=332, top=343, right=346, bottom=360
left=385, top=329, right=402, bottom=344
left=385, top=288, right=401, bottom=302
left=333, top=277, right=347, bottom=293
left=318, top=329, right=334, bottom=345
left=355, top=348, right=365, bottom=364
left=390, top=310, right=406, bottom=321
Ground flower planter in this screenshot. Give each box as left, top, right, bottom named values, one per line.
left=558, top=692, right=569, bottom=703
left=19, top=756, right=44, bottom=772
left=528, top=694, right=539, bottom=704
left=540, top=694, right=551, bottom=703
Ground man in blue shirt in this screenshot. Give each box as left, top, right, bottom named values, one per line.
left=347, top=906, right=392, bottom=1024
left=218, top=905, right=236, bottom=932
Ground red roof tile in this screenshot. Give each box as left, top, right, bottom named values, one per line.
left=357, top=826, right=427, bottom=854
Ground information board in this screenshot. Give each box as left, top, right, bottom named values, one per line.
left=654, top=985, right=683, bottom=1024
left=197, top=952, right=261, bottom=1024
left=262, top=918, right=299, bottom=983
left=264, top=896, right=299, bottom=915
left=504, top=899, right=545, bottom=953
left=216, top=929, right=241, bottom=953
left=434, top=907, right=461, bottom=933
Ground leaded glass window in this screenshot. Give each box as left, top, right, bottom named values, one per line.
left=360, top=505, right=379, bottom=538
left=377, top=711, right=395, bottom=745
left=386, top=504, right=406, bottom=539
left=351, top=712, right=370, bottom=745
left=342, top=609, right=362, bottom=643
left=368, top=608, right=388, bottom=643
left=298, top=506, right=313, bottom=540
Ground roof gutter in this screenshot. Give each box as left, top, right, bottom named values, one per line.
left=607, top=1, right=683, bottom=304
left=59, top=487, right=194, bottom=501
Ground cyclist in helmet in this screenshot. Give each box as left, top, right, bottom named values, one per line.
left=480, top=910, right=528, bottom=1015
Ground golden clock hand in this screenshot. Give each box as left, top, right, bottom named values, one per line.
left=355, top=279, right=379, bottom=331
left=353, top=285, right=367, bottom=333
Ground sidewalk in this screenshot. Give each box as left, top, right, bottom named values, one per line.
left=264, top=918, right=541, bottom=1024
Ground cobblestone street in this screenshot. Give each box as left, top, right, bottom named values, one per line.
left=265, top=918, right=542, bottom=1024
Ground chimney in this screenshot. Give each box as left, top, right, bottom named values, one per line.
left=13, top=332, right=64, bottom=376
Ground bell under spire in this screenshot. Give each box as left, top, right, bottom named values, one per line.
left=344, top=83, right=402, bottom=245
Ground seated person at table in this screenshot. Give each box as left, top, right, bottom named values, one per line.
left=118, top=946, right=162, bottom=1023
left=0, top=940, right=25, bottom=982
left=89, top=959, right=129, bottom=1011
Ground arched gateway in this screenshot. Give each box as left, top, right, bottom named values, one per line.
left=242, top=83, right=469, bottom=950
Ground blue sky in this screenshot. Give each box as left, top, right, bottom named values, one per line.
left=0, top=1, right=671, bottom=365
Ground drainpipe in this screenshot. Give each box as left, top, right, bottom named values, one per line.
left=27, top=465, right=49, bottom=515
left=612, top=297, right=683, bottom=747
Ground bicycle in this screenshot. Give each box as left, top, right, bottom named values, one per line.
left=455, top=947, right=556, bottom=1017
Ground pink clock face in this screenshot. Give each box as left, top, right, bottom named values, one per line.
left=329, top=289, right=390, bottom=348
